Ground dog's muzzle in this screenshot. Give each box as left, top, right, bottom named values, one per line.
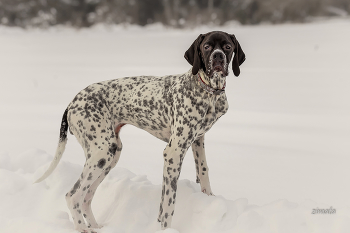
left=210, top=49, right=227, bottom=73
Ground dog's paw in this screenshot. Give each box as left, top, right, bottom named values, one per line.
left=202, top=188, right=214, bottom=196
left=77, top=226, right=100, bottom=233
left=81, top=230, right=97, bottom=233
left=88, top=224, right=103, bottom=229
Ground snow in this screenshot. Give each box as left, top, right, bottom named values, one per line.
left=1, top=19, right=350, bottom=232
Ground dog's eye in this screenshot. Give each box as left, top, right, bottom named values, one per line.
left=204, top=45, right=211, bottom=50
left=225, top=45, right=231, bottom=50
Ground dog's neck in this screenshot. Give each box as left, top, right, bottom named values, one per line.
left=198, top=69, right=210, bottom=85
left=198, top=69, right=226, bottom=90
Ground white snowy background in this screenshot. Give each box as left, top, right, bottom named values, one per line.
left=0, top=19, right=350, bottom=233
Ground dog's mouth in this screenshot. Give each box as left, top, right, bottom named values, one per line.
left=208, top=62, right=228, bottom=77
left=213, top=64, right=223, bottom=72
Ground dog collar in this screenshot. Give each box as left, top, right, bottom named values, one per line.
left=197, top=73, right=226, bottom=96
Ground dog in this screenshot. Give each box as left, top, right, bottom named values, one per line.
left=35, top=31, right=245, bottom=232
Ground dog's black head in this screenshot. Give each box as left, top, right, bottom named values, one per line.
left=184, top=31, right=246, bottom=77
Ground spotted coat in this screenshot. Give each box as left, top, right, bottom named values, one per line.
left=35, top=31, right=245, bottom=232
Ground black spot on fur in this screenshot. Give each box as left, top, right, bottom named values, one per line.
left=90, top=125, right=96, bottom=132
left=176, top=127, right=184, bottom=137
left=171, top=178, right=177, bottom=192
left=194, top=139, right=200, bottom=147
left=97, top=158, right=106, bottom=168
left=168, top=198, right=172, bottom=206
left=87, top=134, right=94, bottom=141
left=109, top=142, right=120, bottom=155
left=168, top=158, right=173, bottom=164
left=70, top=180, right=81, bottom=195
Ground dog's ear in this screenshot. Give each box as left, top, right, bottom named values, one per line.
left=230, top=34, right=246, bottom=77
left=184, top=34, right=205, bottom=75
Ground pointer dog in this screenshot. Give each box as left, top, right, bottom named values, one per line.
left=35, top=31, right=245, bottom=232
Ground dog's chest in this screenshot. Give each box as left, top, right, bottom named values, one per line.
left=197, top=94, right=228, bottom=136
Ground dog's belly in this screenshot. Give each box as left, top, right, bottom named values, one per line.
left=132, top=124, right=172, bottom=143
left=115, top=118, right=172, bottom=143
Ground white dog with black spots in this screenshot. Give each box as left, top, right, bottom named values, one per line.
left=35, top=31, right=245, bottom=232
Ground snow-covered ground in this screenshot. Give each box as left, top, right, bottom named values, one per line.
left=1, top=19, right=350, bottom=232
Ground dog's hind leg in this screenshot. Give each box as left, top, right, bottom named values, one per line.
left=81, top=124, right=124, bottom=229
left=65, top=121, right=120, bottom=233
left=191, top=135, right=213, bottom=195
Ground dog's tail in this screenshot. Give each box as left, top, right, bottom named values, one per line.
left=34, top=108, right=69, bottom=183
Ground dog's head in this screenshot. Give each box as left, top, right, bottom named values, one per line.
left=184, top=31, right=246, bottom=78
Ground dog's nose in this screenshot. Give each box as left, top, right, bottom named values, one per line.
left=212, top=52, right=224, bottom=62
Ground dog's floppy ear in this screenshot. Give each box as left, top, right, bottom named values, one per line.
left=184, top=34, right=205, bottom=75
left=230, top=34, right=246, bottom=77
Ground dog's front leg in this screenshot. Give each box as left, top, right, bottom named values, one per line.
left=192, top=135, right=213, bottom=195
left=158, top=136, right=192, bottom=229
